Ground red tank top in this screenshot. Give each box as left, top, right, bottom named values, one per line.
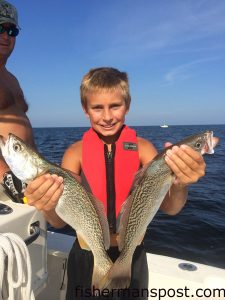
left=82, top=125, right=140, bottom=216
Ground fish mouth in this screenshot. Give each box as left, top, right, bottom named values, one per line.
left=203, top=131, right=219, bottom=155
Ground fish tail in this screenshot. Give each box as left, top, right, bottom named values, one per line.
left=99, top=255, right=132, bottom=291
left=92, top=258, right=113, bottom=292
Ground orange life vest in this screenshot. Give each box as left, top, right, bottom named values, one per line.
left=82, top=125, right=140, bottom=227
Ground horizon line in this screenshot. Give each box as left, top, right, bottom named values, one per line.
left=33, top=123, right=225, bottom=129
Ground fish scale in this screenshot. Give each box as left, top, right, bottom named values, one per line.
left=122, top=173, right=172, bottom=253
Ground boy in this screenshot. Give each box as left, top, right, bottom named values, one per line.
left=25, top=67, right=206, bottom=299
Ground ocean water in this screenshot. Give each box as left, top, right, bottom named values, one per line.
left=34, top=125, right=225, bottom=269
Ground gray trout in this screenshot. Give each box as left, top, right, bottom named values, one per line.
left=101, top=131, right=218, bottom=290
left=0, top=133, right=113, bottom=290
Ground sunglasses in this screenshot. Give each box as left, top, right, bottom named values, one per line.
left=0, top=24, right=19, bottom=37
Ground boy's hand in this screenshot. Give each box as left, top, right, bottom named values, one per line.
left=24, top=174, right=64, bottom=211
left=164, top=142, right=206, bottom=186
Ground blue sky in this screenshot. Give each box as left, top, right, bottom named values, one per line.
left=7, top=0, right=225, bottom=127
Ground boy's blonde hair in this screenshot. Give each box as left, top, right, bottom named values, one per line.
left=80, top=67, right=131, bottom=110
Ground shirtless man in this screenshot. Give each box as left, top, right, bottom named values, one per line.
left=0, top=0, right=35, bottom=201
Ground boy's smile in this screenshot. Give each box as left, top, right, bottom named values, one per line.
left=83, top=88, right=129, bottom=143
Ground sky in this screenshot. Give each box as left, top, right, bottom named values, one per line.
left=7, top=0, right=225, bottom=127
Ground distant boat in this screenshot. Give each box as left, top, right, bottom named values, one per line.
left=160, top=124, right=169, bottom=128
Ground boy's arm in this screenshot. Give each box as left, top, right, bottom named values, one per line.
left=160, top=143, right=205, bottom=215
left=138, top=137, right=206, bottom=215
left=24, top=141, right=83, bottom=228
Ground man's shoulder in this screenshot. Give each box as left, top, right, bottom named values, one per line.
left=6, top=70, right=18, bottom=81
left=0, top=68, right=18, bottom=83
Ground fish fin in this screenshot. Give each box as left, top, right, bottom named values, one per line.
left=77, top=234, right=91, bottom=251
left=99, top=255, right=132, bottom=290
left=117, top=193, right=133, bottom=251
left=87, top=193, right=110, bottom=250
left=129, top=163, right=150, bottom=193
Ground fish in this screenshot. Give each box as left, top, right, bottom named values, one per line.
left=0, top=133, right=113, bottom=290
left=101, top=131, right=219, bottom=290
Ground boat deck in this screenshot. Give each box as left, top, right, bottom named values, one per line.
left=37, top=232, right=225, bottom=300
left=1, top=187, right=225, bottom=300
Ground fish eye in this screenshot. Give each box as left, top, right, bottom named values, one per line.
left=195, top=141, right=202, bottom=149
left=13, top=143, right=22, bottom=152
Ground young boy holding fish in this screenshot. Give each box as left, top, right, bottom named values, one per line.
left=24, top=67, right=207, bottom=299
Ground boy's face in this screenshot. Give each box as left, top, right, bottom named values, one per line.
left=83, top=88, right=129, bottom=140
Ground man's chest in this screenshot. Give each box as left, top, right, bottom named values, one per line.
left=0, top=76, right=25, bottom=110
